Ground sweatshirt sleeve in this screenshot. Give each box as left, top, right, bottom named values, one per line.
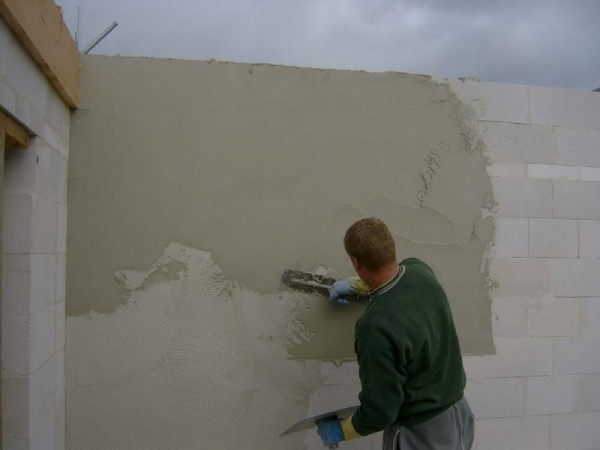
left=351, top=320, right=407, bottom=436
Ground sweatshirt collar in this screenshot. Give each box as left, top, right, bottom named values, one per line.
left=370, top=264, right=405, bottom=298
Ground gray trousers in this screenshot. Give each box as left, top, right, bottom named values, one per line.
left=382, top=398, right=474, bottom=450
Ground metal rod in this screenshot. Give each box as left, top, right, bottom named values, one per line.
left=76, top=6, right=81, bottom=49
left=83, top=21, right=118, bottom=54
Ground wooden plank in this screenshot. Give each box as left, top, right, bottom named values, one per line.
left=0, top=0, right=81, bottom=108
left=0, top=108, right=30, bottom=148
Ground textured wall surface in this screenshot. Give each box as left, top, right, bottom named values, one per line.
left=66, top=55, right=494, bottom=449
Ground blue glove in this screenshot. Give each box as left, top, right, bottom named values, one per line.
left=317, top=419, right=344, bottom=448
left=329, top=277, right=370, bottom=305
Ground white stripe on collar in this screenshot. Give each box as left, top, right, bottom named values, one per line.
left=370, top=264, right=406, bottom=297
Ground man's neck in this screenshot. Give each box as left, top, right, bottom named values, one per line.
left=363, top=261, right=399, bottom=291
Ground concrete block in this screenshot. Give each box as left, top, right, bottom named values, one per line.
left=57, top=202, right=67, bottom=254
left=555, top=128, right=600, bottom=167
left=580, top=298, right=600, bottom=336
left=55, top=349, right=65, bottom=402
left=525, top=376, right=577, bottom=415
left=30, top=253, right=57, bottom=312
left=15, top=96, right=43, bottom=136
left=465, top=377, right=525, bottom=418
left=476, top=415, right=550, bottom=450
left=2, top=314, right=31, bottom=376
left=463, top=337, right=552, bottom=379
left=40, top=122, right=69, bottom=158
left=530, top=86, right=600, bottom=129
left=34, top=140, right=63, bottom=202
left=29, top=356, right=57, bottom=420
left=528, top=298, right=578, bottom=337
left=3, top=141, right=37, bottom=194
left=578, top=374, right=600, bottom=412
left=552, top=259, right=600, bottom=297
left=486, top=163, right=527, bottom=178
left=580, top=221, right=600, bottom=258
left=551, top=412, right=600, bottom=450
left=29, top=410, right=56, bottom=450
left=448, top=80, right=529, bottom=124
left=553, top=180, right=600, bottom=220
left=488, top=258, right=552, bottom=298
left=491, top=298, right=527, bottom=337
left=55, top=391, right=66, bottom=450
left=0, top=20, right=9, bottom=77
left=309, top=383, right=361, bottom=415
left=320, top=361, right=360, bottom=385
left=2, top=253, right=59, bottom=313
left=3, top=254, right=31, bottom=314
left=3, top=434, right=29, bottom=450
left=490, top=178, right=552, bottom=218
left=55, top=301, right=65, bottom=352
left=56, top=153, right=68, bottom=204
left=527, top=164, right=579, bottom=180
left=31, top=195, right=58, bottom=254
left=490, top=218, right=528, bottom=258
left=44, top=86, right=70, bottom=144
left=478, top=122, right=554, bottom=164
left=2, top=376, right=30, bottom=447
left=554, top=337, right=600, bottom=375
left=29, top=304, right=56, bottom=373
left=0, top=79, right=18, bottom=118
left=56, top=253, right=66, bottom=303
left=528, top=219, right=578, bottom=258
left=580, top=167, right=600, bottom=182
left=3, top=193, right=33, bottom=254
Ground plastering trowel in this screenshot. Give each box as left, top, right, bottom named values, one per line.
left=280, top=405, right=359, bottom=449
left=281, top=269, right=369, bottom=302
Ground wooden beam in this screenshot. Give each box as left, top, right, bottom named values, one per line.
left=0, top=108, right=30, bottom=149
left=0, top=0, right=81, bottom=108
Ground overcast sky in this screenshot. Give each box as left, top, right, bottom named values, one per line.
left=55, top=0, right=600, bottom=91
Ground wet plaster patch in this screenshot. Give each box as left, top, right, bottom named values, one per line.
left=67, top=243, right=323, bottom=449
left=68, top=55, right=494, bottom=358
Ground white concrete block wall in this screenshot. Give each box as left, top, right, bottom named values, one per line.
left=1, top=18, right=69, bottom=450
left=451, top=79, right=600, bottom=450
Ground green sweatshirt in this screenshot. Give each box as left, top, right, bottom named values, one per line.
left=351, top=258, right=466, bottom=435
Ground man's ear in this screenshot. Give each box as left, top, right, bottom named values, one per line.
left=350, top=256, right=361, bottom=272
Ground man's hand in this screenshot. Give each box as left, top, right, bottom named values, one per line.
left=317, top=419, right=344, bottom=448
left=329, top=277, right=370, bottom=305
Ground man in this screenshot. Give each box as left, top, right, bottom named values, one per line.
left=317, top=218, right=474, bottom=449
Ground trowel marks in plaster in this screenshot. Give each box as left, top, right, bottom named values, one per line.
left=67, top=243, right=323, bottom=449
left=68, top=55, right=494, bottom=357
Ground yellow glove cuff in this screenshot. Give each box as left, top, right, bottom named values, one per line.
left=340, top=414, right=363, bottom=440
left=350, top=277, right=370, bottom=294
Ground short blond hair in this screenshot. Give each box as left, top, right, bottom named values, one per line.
left=343, top=218, right=396, bottom=271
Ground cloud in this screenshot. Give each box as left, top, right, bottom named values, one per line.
left=57, top=0, right=600, bottom=89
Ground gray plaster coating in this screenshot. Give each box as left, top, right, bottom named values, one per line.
left=66, top=55, right=494, bottom=447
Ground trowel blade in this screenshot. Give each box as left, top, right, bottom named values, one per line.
left=279, top=405, right=359, bottom=437
left=281, top=269, right=336, bottom=297
left=281, top=269, right=369, bottom=302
